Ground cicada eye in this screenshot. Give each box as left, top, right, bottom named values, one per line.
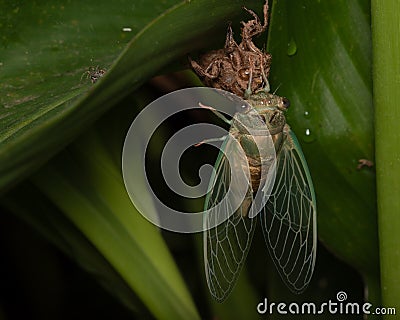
left=282, top=97, right=290, bottom=109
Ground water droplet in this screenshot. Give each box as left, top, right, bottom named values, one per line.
left=287, top=38, right=297, bottom=56
left=303, top=128, right=315, bottom=143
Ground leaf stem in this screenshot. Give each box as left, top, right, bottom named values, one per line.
left=371, top=0, right=400, bottom=314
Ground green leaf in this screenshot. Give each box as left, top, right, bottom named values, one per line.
left=2, top=182, right=151, bottom=317
left=268, top=0, right=378, bottom=287
left=372, top=0, right=400, bottom=313
left=33, top=130, right=199, bottom=320
left=0, top=0, right=262, bottom=191
left=2, top=88, right=203, bottom=319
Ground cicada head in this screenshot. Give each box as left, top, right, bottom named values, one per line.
left=245, top=90, right=290, bottom=134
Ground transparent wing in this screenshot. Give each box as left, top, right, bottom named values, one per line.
left=204, top=134, right=256, bottom=302
left=260, top=129, right=317, bottom=293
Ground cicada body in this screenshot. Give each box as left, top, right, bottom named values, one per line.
left=204, top=90, right=317, bottom=301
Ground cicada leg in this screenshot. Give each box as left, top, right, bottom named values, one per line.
left=194, top=136, right=226, bottom=147
left=198, top=102, right=232, bottom=125
left=260, top=61, right=270, bottom=93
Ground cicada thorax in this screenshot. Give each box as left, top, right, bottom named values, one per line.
left=236, top=134, right=271, bottom=193
left=229, top=125, right=282, bottom=193
left=229, top=91, right=289, bottom=197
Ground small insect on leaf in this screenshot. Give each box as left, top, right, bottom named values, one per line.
left=357, top=159, right=374, bottom=170
left=81, top=66, right=107, bottom=84
left=191, top=0, right=317, bottom=302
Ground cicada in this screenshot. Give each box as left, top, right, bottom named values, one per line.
left=203, top=89, right=317, bottom=301
left=191, top=0, right=316, bottom=301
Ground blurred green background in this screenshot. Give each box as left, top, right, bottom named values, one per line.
left=0, top=0, right=396, bottom=319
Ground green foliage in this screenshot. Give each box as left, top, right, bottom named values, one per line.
left=0, top=0, right=391, bottom=319
left=268, top=0, right=378, bottom=283
left=0, top=0, right=260, bottom=190
left=372, top=0, right=400, bottom=316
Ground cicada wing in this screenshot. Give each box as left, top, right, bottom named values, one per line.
left=261, top=130, right=317, bottom=293
left=204, top=134, right=256, bottom=302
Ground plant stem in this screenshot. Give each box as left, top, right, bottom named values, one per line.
left=371, top=0, right=400, bottom=315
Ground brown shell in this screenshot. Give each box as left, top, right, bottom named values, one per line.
left=190, top=1, right=271, bottom=97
